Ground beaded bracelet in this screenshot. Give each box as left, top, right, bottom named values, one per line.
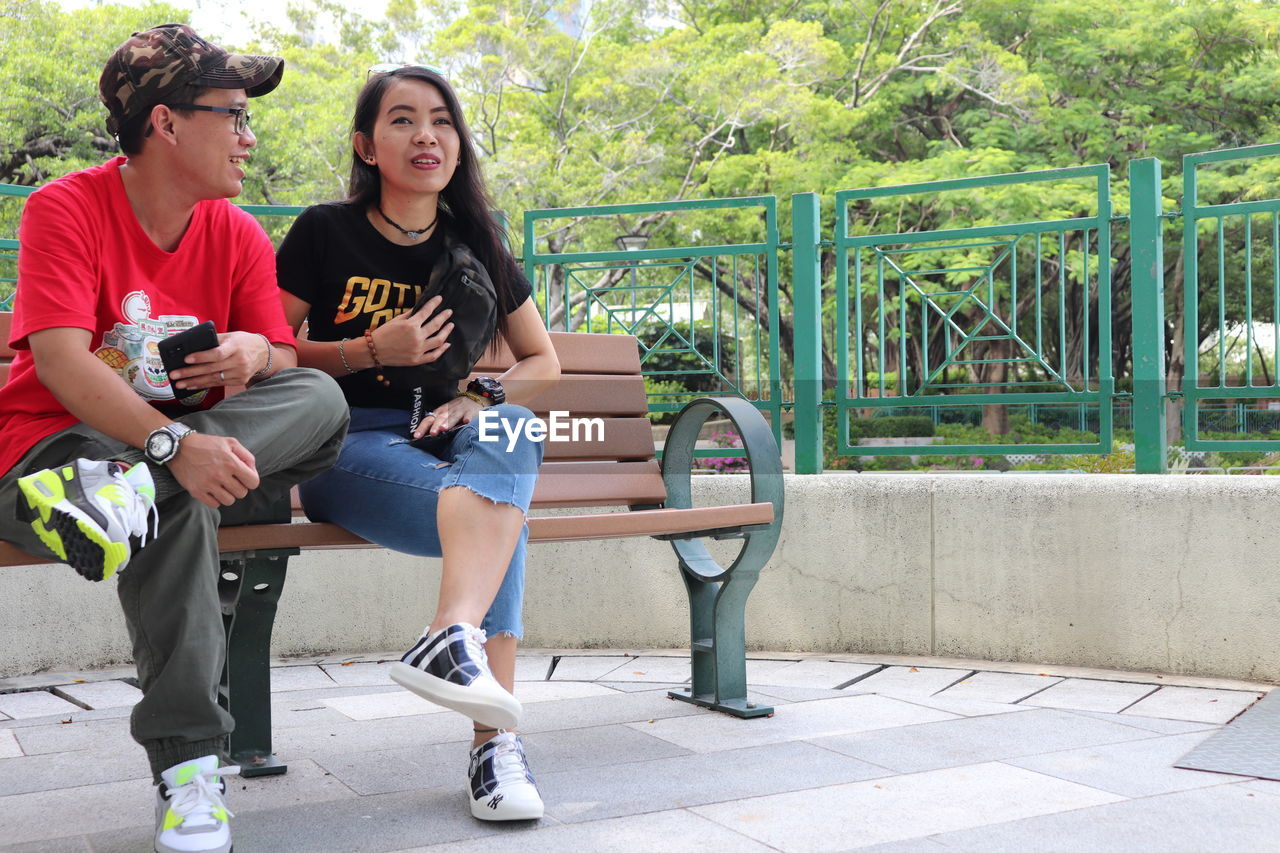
left=252, top=333, right=273, bottom=378
left=337, top=338, right=358, bottom=374
left=364, top=328, right=391, bottom=387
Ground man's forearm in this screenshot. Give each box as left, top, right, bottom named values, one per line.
left=35, top=345, right=174, bottom=450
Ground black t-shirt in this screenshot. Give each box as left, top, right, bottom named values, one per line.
left=277, top=202, right=531, bottom=410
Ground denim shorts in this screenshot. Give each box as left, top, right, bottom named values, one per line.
left=298, top=404, right=544, bottom=639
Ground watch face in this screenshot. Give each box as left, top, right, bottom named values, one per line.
left=146, top=430, right=175, bottom=461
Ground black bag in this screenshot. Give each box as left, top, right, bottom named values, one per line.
left=376, top=233, right=498, bottom=439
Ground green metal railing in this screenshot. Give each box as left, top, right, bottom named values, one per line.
left=0, top=183, right=31, bottom=311
left=6, top=140, right=1280, bottom=473
left=522, top=197, right=785, bottom=453
left=1180, top=142, right=1280, bottom=453
left=831, top=165, right=1114, bottom=458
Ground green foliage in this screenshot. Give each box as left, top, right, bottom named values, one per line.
left=849, top=415, right=934, bottom=439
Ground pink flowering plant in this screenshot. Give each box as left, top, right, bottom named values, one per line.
left=696, top=431, right=751, bottom=473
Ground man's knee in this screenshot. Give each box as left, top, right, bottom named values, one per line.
left=261, top=367, right=350, bottom=433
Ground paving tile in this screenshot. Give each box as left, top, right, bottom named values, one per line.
left=748, top=659, right=882, bottom=689
left=690, top=761, right=1124, bottom=851
left=11, top=716, right=134, bottom=756
left=748, top=685, right=851, bottom=703
left=0, top=746, right=147, bottom=797
left=0, top=691, right=82, bottom=720
left=744, top=658, right=808, bottom=683
left=935, top=671, right=1062, bottom=704
left=897, top=696, right=1030, bottom=718
left=143, top=786, right=502, bottom=853
left=0, top=729, right=20, bottom=759
left=1123, top=686, right=1263, bottom=724
left=842, top=666, right=972, bottom=699
left=919, top=783, right=1280, bottom=852
left=1239, top=778, right=1280, bottom=798
left=0, top=776, right=154, bottom=846
left=319, top=660, right=399, bottom=687
left=1021, top=678, right=1158, bottom=713
left=314, top=723, right=689, bottom=796
left=515, top=681, right=623, bottom=703
left=599, top=656, right=691, bottom=683
left=543, top=740, right=890, bottom=823
left=323, top=691, right=453, bottom=721
left=548, top=656, right=627, bottom=681
left=514, top=654, right=554, bottom=682
left=269, top=665, right=338, bottom=692
left=54, top=680, right=142, bottom=710
left=521, top=688, right=705, bottom=733
left=1006, top=730, right=1229, bottom=798
left=813, top=708, right=1154, bottom=774
left=0, top=838, right=93, bottom=853
left=1066, top=709, right=1220, bottom=735
left=388, top=808, right=776, bottom=852
left=594, top=681, right=684, bottom=693
left=844, top=841, right=956, bottom=853
left=631, top=694, right=958, bottom=753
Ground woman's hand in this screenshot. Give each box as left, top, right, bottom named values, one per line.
left=169, top=331, right=271, bottom=389
left=414, top=394, right=485, bottom=439
left=370, top=295, right=454, bottom=367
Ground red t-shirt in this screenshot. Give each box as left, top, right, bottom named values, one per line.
left=0, top=157, right=293, bottom=476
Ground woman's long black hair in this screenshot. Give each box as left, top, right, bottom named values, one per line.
left=347, top=66, right=522, bottom=342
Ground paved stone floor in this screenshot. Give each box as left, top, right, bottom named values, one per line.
left=0, top=651, right=1276, bottom=852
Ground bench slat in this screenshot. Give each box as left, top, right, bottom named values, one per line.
left=0, top=502, right=774, bottom=566
left=540, top=417, right=654, bottom=461
left=475, top=331, right=641, bottom=375
left=494, top=374, right=650, bottom=418
left=531, top=460, right=667, bottom=507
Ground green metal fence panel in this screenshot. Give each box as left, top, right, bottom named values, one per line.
left=833, top=165, right=1115, bottom=457
left=1181, top=142, right=1280, bottom=452
left=1129, top=157, right=1168, bottom=473
left=0, top=184, right=34, bottom=311
left=522, top=197, right=785, bottom=455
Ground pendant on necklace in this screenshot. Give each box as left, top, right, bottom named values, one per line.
left=407, top=231, right=422, bottom=241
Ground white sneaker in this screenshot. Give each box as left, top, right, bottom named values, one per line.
left=18, top=459, right=158, bottom=581
left=390, top=622, right=522, bottom=729
left=468, top=731, right=544, bottom=821
left=154, top=755, right=239, bottom=853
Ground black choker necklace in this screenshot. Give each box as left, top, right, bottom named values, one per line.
left=378, top=205, right=437, bottom=241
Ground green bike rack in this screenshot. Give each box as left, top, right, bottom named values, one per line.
left=659, top=396, right=785, bottom=718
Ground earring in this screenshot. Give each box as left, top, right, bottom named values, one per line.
left=366, top=158, right=375, bottom=164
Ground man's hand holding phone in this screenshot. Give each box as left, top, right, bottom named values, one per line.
left=163, top=323, right=272, bottom=391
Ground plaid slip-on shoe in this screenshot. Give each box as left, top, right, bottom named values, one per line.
left=468, top=731, right=543, bottom=821
left=390, top=622, right=522, bottom=729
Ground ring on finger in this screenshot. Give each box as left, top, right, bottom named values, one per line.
left=219, top=370, right=226, bottom=382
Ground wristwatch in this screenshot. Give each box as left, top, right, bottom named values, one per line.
left=465, top=376, right=506, bottom=407
left=144, top=423, right=196, bottom=465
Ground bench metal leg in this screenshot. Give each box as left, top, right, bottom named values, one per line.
left=669, top=567, right=774, bottom=718
left=218, top=548, right=296, bottom=777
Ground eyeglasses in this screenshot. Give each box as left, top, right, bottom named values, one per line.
left=367, top=63, right=445, bottom=80
left=168, top=104, right=252, bottom=135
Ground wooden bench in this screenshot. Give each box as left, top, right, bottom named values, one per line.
left=0, top=311, right=784, bottom=775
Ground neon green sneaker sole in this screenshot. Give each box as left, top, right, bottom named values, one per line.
left=17, top=468, right=128, bottom=582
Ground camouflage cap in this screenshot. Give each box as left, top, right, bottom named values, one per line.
left=99, top=24, right=284, bottom=136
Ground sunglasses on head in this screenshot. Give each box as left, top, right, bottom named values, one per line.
left=367, top=63, right=445, bottom=80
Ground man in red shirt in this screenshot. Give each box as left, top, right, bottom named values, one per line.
left=0, top=25, right=348, bottom=853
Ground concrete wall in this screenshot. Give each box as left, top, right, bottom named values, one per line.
left=4, top=472, right=1280, bottom=682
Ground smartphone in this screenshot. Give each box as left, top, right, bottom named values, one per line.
left=158, top=321, right=218, bottom=400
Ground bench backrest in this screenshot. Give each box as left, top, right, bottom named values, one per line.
left=0, top=312, right=667, bottom=510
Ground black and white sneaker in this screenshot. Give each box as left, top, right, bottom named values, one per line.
left=389, top=622, right=522, bottom=729
left=468, top=731, right=544, bottom=821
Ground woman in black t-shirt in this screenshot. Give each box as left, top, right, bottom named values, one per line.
left=277, top=66, right=560, bottom=821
